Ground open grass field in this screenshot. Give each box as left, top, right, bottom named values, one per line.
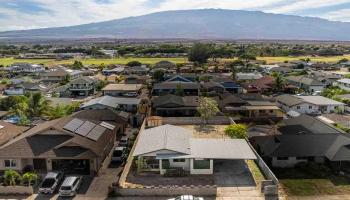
left=1, top=54, right=350, bottom=66
left=0, top=57, right=188, bottom=66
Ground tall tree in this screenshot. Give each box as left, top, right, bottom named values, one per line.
left=272, top=73, right=285, bottom=93
left=198, top=97, right=219, bottom=125
left=153, top=70, right=165, bottom=83
left=188, top=43, right=211, bottom=65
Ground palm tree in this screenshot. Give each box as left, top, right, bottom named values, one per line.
left=27, top=93, right=51, bottom=119
left=273, top=73, right=285, bottom=93
left=4, top=170, right=20, bottom=186
left=22, top=172, right=38, bottom=186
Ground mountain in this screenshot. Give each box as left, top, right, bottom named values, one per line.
left=1, top=9, right=350, bottom=41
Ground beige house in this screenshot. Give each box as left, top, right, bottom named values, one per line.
left=0, top=110, right=127, bottom=175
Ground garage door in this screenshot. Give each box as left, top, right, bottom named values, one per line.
left=52, top=159, right=90, bottom=175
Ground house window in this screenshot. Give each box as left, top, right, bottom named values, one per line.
left=296, top=156, right=308, bottom=160
left=4, top=159, right=17, bottom=168
left=193, top=159, right=211, bottom=169
left=173, top=159, right=186, bottom=163
left=297, top=106, right=300, bottom=109
left=309, top=106, right=312, bottom=109
left=276, top=157, right=289, bottom=161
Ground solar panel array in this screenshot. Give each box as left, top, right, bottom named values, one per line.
left=63, top=118, right=108, bottom=141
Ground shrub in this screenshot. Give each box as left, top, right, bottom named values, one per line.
left=224, top=124, right=248, bottom=139
left=4, top=170, right=21, bottom=186
left=22, top=172, right=38, bottom=186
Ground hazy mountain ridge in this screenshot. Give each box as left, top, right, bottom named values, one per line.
left=1, top=9, right=350, bottom=41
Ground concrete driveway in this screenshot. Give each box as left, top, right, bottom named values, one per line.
left=213, top=160, right=263, bottom=199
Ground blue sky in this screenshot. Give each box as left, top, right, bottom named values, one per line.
left=1, top=0, right=350, bottom=31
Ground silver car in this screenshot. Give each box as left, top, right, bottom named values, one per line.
left=168, top=195, right=204, bottom=200
left=59, top=176, right=82, bottom=197
left=38, top=172, right=64, bottom=194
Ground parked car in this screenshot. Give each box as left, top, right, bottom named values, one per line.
left=168, top=195, right=204, bottom=200
left=119, top=136, right=129, bottom=147
left=38, top=172, right=64, bottom=194
left=112, top=146, right=128, bottom=162
left=59, top=176, right=82, bottom=197
left=123, top=92, right=138, bottom=97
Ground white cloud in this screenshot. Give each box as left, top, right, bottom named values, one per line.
left=0, top=0, right=350, bottom=31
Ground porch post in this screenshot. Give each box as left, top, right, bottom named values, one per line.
left=159, top=159, right=163, bottom=175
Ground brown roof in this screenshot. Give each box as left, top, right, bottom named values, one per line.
left=0, top=110, right=122, bottom=159
left=43, top=68, right=68, bottom=77
left=0, top=121, right=28, bottom=146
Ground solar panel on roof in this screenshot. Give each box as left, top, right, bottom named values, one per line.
left=75, top=121, right=96, bottom=136
left=86, top=125, right=106, bottom=141
left=63, top=118, right=84, bottom=132
left=100, top=122, right=116, bottom=130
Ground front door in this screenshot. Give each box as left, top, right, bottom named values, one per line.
left=33, top=159, right=47, bottom=172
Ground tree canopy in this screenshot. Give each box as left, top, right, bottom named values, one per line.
left=188, top=43, right=211, bottom=64
left=198, top=97, right=219, bottom=124
left=224, top=124, right=248, bottom=139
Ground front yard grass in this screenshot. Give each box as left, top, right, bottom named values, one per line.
left=274, top=164, right=350, bottom=196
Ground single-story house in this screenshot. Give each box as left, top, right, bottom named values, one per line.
left=251, top=115, right=350, bottom=168
left=133, top=124, right=256, bottom=175
left=125, top=66, right=150, bottom=75
left=41, top=67, right=69, bottom=83
left=0, top=110, right=126, bottom=175
left=336, top=79, right=350, bottom=91
left=102, top=84, right=143, bottom=97
left=152, top=81, right=199, bottom=96
left=275, top=94, right=345, bottom=114
left=152, top=94, right=199, bottom=117
left=81, top=95, right=142, bottom=113
left=285, top=75, right=326, bottom=93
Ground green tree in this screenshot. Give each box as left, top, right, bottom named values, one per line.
left=198, top=97, right=219, bottom=125
left=153, top=70, right=165, bottom=83
left=224, top=124, right=247, bottom=139
left=4, top=170, right=21, bottom=186
left=72, top=60, right=83, bottom=70
left=126, top=61, right=142, bottom=67
left=188, top=43, right=211, bottom=64
left=27, top=93, right=51, bottom=119
left=22, top=172, right=38, bottom=186
left=272, top=73, right=285, bottom=92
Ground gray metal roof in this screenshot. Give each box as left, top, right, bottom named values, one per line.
left=133, top=124, right=191, bottom=156
left=133, top=124, right=257, bottom=160
left=188, top=138, right=256, bottom=160
left=81, top=96, right=141, bottom=109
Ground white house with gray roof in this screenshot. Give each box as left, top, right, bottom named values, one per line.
left=276, top=94, right=345, bottom=114
left=133, top=125, right=256, bottom=175
left=81, top=96, right=141, bottom=113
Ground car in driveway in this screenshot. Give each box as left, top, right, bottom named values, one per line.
left=168, top=195, right=204, bottom=200
left=59, top=176, right=82, bottom=197
left=38, top=172, right=64, bottom=194
left=119, top=136, right=129, bottom=147
left=112, top=146, right=128, bottom=162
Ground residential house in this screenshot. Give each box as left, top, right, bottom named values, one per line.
left=125, top=66, right=150, bottom=75
left=69, top=77, right=97, bottom=96
left=236, top=72, right=263, bottom=82
left=336, top=79, right=350, bottom=91
left=152, top=94, right=199, bottom=117
left=152, top=82, right=199, bottom=96
left=124, top=75, right=148, bottom=84
left=81, top=95, right=142, bottom=114
left=102, top=84, right=143, bottom=97
left=285, top=75, right=326, bottom=93
left=102, top=66, right=125, bottom=76
left=133, top=124, right=256, bottom=175
left=211, top=77, right=242, bottom=94
left=0, top=110, right=126, bottom=175
left=275, top=94, right=345, bottom=114
left=201, top=82, right=226, bottom=95
left=154, top=61, right=176, bottom=71
left=8, top=63, right=45, bottom=74
left=251, top=115, right=350, bottom=168
left=243, top=76, right=297, bottom=94
left=41, top=68, right=69, bottom=83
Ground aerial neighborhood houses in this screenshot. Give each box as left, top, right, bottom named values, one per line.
left=2, top=53, right=350, bottom=199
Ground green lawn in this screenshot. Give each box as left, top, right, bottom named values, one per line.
left=2, top=54, right=350, bottom=66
